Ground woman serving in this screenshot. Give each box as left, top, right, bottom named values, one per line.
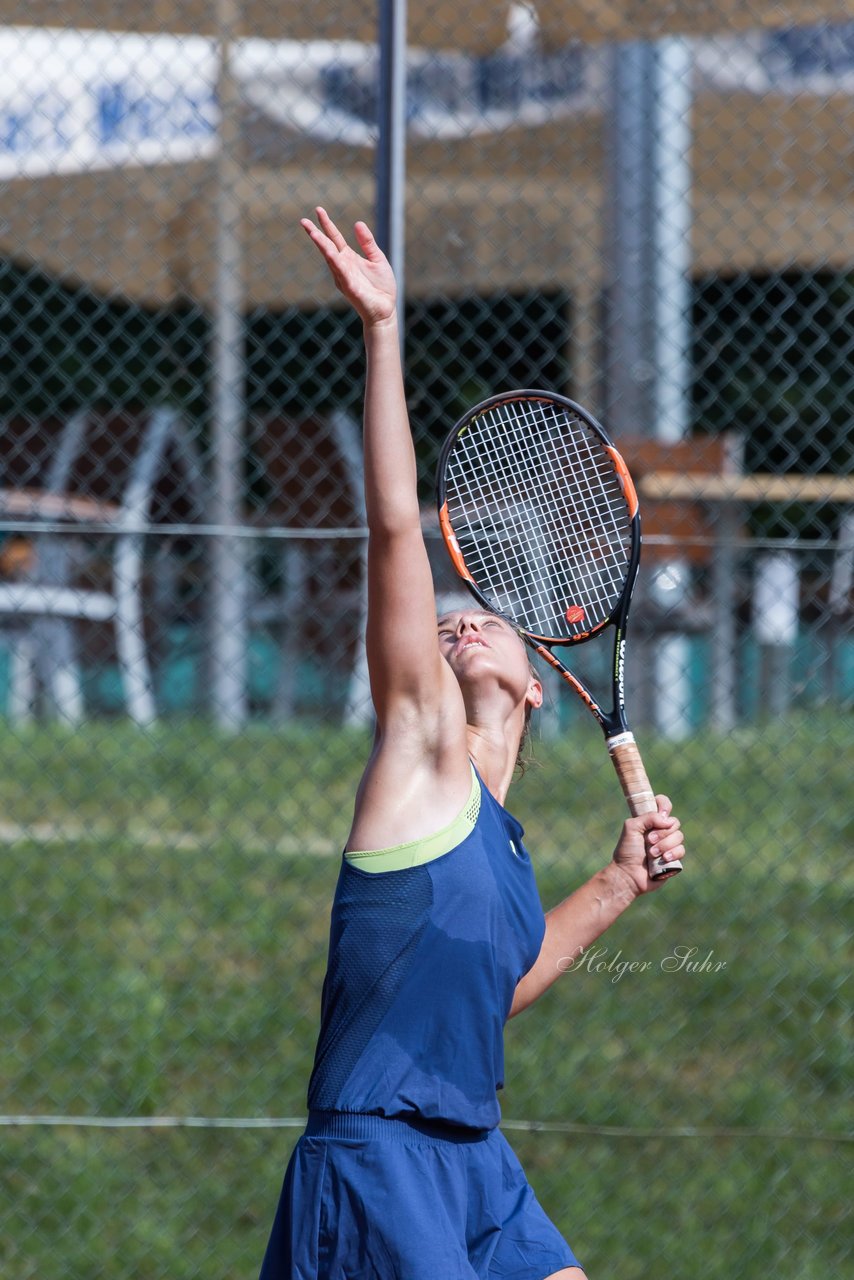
left=258, top=209, right=685, bottom=1280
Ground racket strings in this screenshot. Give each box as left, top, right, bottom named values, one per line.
left=482, top=420, right=622, bottom=609
left=443, top=398, right=633, bottom=639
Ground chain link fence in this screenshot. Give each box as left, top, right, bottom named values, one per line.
left=1, top=4, right=851, bottom=1277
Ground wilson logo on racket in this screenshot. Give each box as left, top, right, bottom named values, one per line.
left=616, top=637, right=626, bottom=706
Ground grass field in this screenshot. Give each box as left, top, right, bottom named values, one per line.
left=0, top=714, right=851, bottom=1278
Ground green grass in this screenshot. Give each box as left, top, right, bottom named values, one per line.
left=0, top=713, right=851, bottom=1278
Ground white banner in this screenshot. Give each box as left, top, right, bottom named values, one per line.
left=2, top=23, right=849, bottom=181
left=0, top=23, right=586, bottom=179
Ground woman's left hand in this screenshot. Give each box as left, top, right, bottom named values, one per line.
left=300, top=208, right=397, bottom=328
left=611, top=795, right=685, bottom=894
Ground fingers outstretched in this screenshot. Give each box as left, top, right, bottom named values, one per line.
left=300, top=207, right=397, bottom=326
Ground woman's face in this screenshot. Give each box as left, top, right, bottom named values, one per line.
left=437, top=609, right=541, bottom=710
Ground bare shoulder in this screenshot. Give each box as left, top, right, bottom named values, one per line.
left=345, top=674, right=473, bottom=854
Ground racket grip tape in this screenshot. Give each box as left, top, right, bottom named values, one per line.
left=607, top=732, right=683, bottom=879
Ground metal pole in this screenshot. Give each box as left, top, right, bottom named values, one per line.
left=345, top=0, right=405, bottom=732
left=710, top=435, right=743, bottom=733
left=376, top=0, right=407, bottom=346
left=603, top=42, right=656, bottom=438
left=605, top=40, right=696, bottom=740
left=651, top=38, right=693, bottom=446
left=211, top=0, right=248, bottom=729
left=603, top=44, right=655, bottom=732
left=650, top=38, right=694, bottom=739
left=605, top=39, right=693, bottom=438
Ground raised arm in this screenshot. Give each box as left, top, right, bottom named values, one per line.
left=300, top=212, right=469, bottom=840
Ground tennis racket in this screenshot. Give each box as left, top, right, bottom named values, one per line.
left=436, top=389, right=681, bottom=880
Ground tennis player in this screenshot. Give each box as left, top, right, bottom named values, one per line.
left=258, top=209, right=686, bottom=1280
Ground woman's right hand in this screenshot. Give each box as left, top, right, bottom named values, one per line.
left=300, top=207, right=397, bottom=328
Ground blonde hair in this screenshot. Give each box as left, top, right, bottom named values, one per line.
left=515, top=660, right=541, bottom=776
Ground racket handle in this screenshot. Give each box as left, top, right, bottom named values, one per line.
left=607, top=732, right=683, bottom=879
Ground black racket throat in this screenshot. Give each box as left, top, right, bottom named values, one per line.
left=529, top=625, right=633, bottom=741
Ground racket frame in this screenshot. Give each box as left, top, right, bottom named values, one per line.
left=436, top=389, right=681, bottom=879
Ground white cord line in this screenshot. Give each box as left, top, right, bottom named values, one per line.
left=0, top=523, right=841, bottom=554
left=0, top=1115, right=307, bottom=1129
left=0, top=819, right=337, bottom=856
left=0, top=1114, right=849, bottom=1143
left=501, top=1119, right=853, bottom=1143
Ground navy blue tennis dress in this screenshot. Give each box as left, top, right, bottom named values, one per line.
left=258, top=769, right=582, bottom=1279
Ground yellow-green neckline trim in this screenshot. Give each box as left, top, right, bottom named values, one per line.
left=345, top=766, right=480, bottom=873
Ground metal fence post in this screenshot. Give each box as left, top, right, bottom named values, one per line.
left=210, top=0, right=249, bottom=729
